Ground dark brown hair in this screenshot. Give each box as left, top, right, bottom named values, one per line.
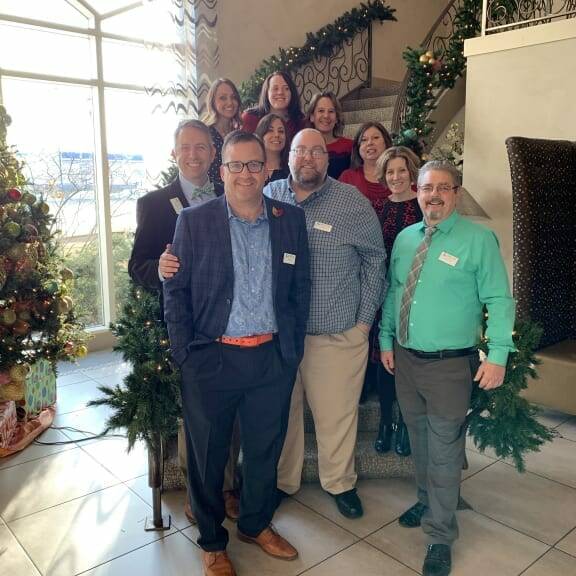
left=221, top=130, right=266, bottom=162
left=350, top=122, right=393, bottom=168
left=306, top=91, right=344, bottom=137
left=255, top=113, right=289, bottom=169
left=256, top=71, right=304, bottom=124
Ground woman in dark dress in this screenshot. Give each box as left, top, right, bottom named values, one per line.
left=255, top=113, right=290, bottom=183
left=206, top=78, right=242, bottom=186
left=241, top=71, right=306, bottom=148
left=374, top=146, right=423, bottom=455
left=307, top=91, right=353, bottom=179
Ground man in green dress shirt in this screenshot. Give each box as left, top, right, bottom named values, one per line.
left=379, top=161, right=515, bottom=576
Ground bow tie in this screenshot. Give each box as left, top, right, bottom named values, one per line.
left=190, top=181, right=215, bottom=199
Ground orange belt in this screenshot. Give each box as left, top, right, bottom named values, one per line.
left=217, top=333, right=274, bottom=347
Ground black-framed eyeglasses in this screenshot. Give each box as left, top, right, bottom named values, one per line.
left=290, top=147, right=328, bottom=159
left=417, top=185, right=459, bottom=194
left=223, top=161, right=265, bottom=173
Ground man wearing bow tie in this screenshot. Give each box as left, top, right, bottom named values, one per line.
left=129, top=119, right=240, bottom=524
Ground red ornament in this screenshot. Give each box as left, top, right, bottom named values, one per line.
left=7, top=188, right=22, bottom=202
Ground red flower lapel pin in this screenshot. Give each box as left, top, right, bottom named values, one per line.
left=272, top=206, right=284, bottom=218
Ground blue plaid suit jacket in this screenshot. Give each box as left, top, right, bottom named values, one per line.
left=163, top=194, right=310, bottom=367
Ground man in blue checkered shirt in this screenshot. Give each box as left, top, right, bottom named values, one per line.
left=265, top=128, right=387, bottom=519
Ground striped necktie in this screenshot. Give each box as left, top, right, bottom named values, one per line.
left=398, top=225, right=437, bottom=345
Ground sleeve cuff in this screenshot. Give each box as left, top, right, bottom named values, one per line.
left=379, top=335, right=394, bottom=351
left=486, top=348, right=510, bottom=367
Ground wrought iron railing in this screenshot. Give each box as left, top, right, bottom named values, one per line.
left=482, top=0, right=576, bottom=35
left=291, top=26, right=372, bottom=109
left=391, top=0, right=464, bottom=135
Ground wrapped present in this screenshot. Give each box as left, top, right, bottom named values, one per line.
left=17, top=358, right=57, bottom=420
left=0, top=401, right=17, bottom=448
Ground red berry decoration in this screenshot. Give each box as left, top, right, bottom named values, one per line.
left=7, top=188, right=22, bottom=201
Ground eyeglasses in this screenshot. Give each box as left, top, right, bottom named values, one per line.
left=417, top=185, right=459, bottom=194
left=223, top=161, right=265, bottom=173
left=290, top=147, right=328, bottom=159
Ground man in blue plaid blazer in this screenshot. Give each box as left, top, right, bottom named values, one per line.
left=164, top=131, right=310, bottom=576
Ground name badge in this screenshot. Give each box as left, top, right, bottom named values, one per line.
left=313, top=221, right=332, bottom=233
left=170, top=197, right=184, bottom=214
left=438, top=251, right=459, bottom=267
left=283, top=253, right=296, bottom=265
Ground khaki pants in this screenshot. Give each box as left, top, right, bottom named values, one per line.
left=277, top=325, right=368, bottom=495
left=178, top=417, right=240, bottom=492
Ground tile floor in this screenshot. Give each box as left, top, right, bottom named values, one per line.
left=1, top=349, right=575, bottom=576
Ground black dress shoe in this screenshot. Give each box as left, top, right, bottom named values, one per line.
left=398, top=501, right=427, bottom=527
left=423, top=544, right=451, bottom=576
left=331, top=489, right=363, bottom=519
left=374, top=421, right=392, bottom=454
left=394, top=421, right=411, bottom=457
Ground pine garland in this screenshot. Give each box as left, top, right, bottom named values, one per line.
left=468, top=318, right=555, bottom=472
left=395, top=0, right=482, bottom=152
left=89, top=285, right=181, bottom=452
left=239, top=1, right=396, bottom=106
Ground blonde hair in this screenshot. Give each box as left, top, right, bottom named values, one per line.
left=376, top=146, right=421, bottom=184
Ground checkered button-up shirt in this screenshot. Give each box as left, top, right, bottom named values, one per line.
left=265, top=176, right=386, bottom=335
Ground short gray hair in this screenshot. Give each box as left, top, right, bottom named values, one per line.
left=418, top=160, right=462, bottom=188
left=174, top=119, right=213, bottom=147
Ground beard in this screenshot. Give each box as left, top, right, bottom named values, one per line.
left=291, top=165, right=326, bottom=189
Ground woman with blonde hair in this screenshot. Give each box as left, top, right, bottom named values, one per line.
left=206, top=78, right=242, bottom=185
left=374, top=146, right=423, bottom=456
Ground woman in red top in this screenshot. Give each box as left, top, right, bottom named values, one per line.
left=339, top=121, right=393, bottom=215
left=241, top=71, right=305, bottom=148
left=374, top=146, right=423, bottom=456
left=307, top=91, right=353, bottom=179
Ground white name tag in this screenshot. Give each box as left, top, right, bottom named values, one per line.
left=170, top=197, right=184, bottom=214
left=313, top=221, right=332, bottom=233
left=438, top=251, right=459, bottom=267
left=283, top=252, right=296, bottom=265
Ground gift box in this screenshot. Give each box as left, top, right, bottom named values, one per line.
left=17, top=358, right=57, bottom=420
left=0, top=400, right=17, bottom=448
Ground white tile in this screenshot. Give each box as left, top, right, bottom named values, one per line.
left=80, top=361, right=132, bottom=382
left=57, top=379, right=108, bottom=415
left=82, top=437, right=149, bottom=481
left=303, top=541, right=415, bottom=576
left=293, top=478, right=415, bottom=538
left=57, top=371, right=96, bottom=388
left=557, top=417, right=576, bottom=442
left=0, top=447, right=118, bottom=521
left=367, top=509, right=548, bottom=575
left=126, top=475, right=193, bottom=530
left=517, top=436, right=576, bottom=489
left=557, top=527, right=576, bottom=557
left=82, top=532, right=203, bottom=576
left=9, top=483, right=175, bottom=576
left=0, top=523, right=41, bottom=576
left=0, top=427, right=76, bottom=470
left=183, top=498, right=358, bottom=575
left=523, top=549, right=576, bottom=575
left=52, top=403, right=117, bottom=445
left=461, top=461, right=576, bottom=544
left=461, top=449, right=497, bottom=481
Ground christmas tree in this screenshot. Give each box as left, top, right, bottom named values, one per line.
left=0, top=105, right=87, bottom=401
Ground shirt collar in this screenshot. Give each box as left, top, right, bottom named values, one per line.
left=179, top=172, right=213, bottom=197
left=225, top=197, right=268, bottom=223
left=287, top=175, right=333, bottom=204
left=416, top=209, right=460, bottom=234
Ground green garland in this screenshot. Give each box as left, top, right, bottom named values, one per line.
left=395, top=0, right=481, bottom=152
left=239, top=1, right=396, bottom=106
left=468, top=318, right=555, bottom=471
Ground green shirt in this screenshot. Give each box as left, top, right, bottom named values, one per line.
left=379, top=211, right=515, bottom=366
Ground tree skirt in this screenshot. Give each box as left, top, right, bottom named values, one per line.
left=0, top=406, right=55, bottom=458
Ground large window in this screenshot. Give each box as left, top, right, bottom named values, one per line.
left=0, top=0, right=190, bottom=327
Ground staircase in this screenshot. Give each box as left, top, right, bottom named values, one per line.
left=341, top=81, right=400, bottom=139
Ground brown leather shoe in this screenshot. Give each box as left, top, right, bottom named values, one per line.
left=237, top=525, right=298, bottom=560
left=184, top=499, right=196, bottom=525
left=223, top=490, right=240, bottom=521
left=202, top=551, right=236, bottom=576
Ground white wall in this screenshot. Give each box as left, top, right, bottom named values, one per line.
left=463, top=19, right=576, bottom=275
left=216, top=0, right=449, bottom=84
